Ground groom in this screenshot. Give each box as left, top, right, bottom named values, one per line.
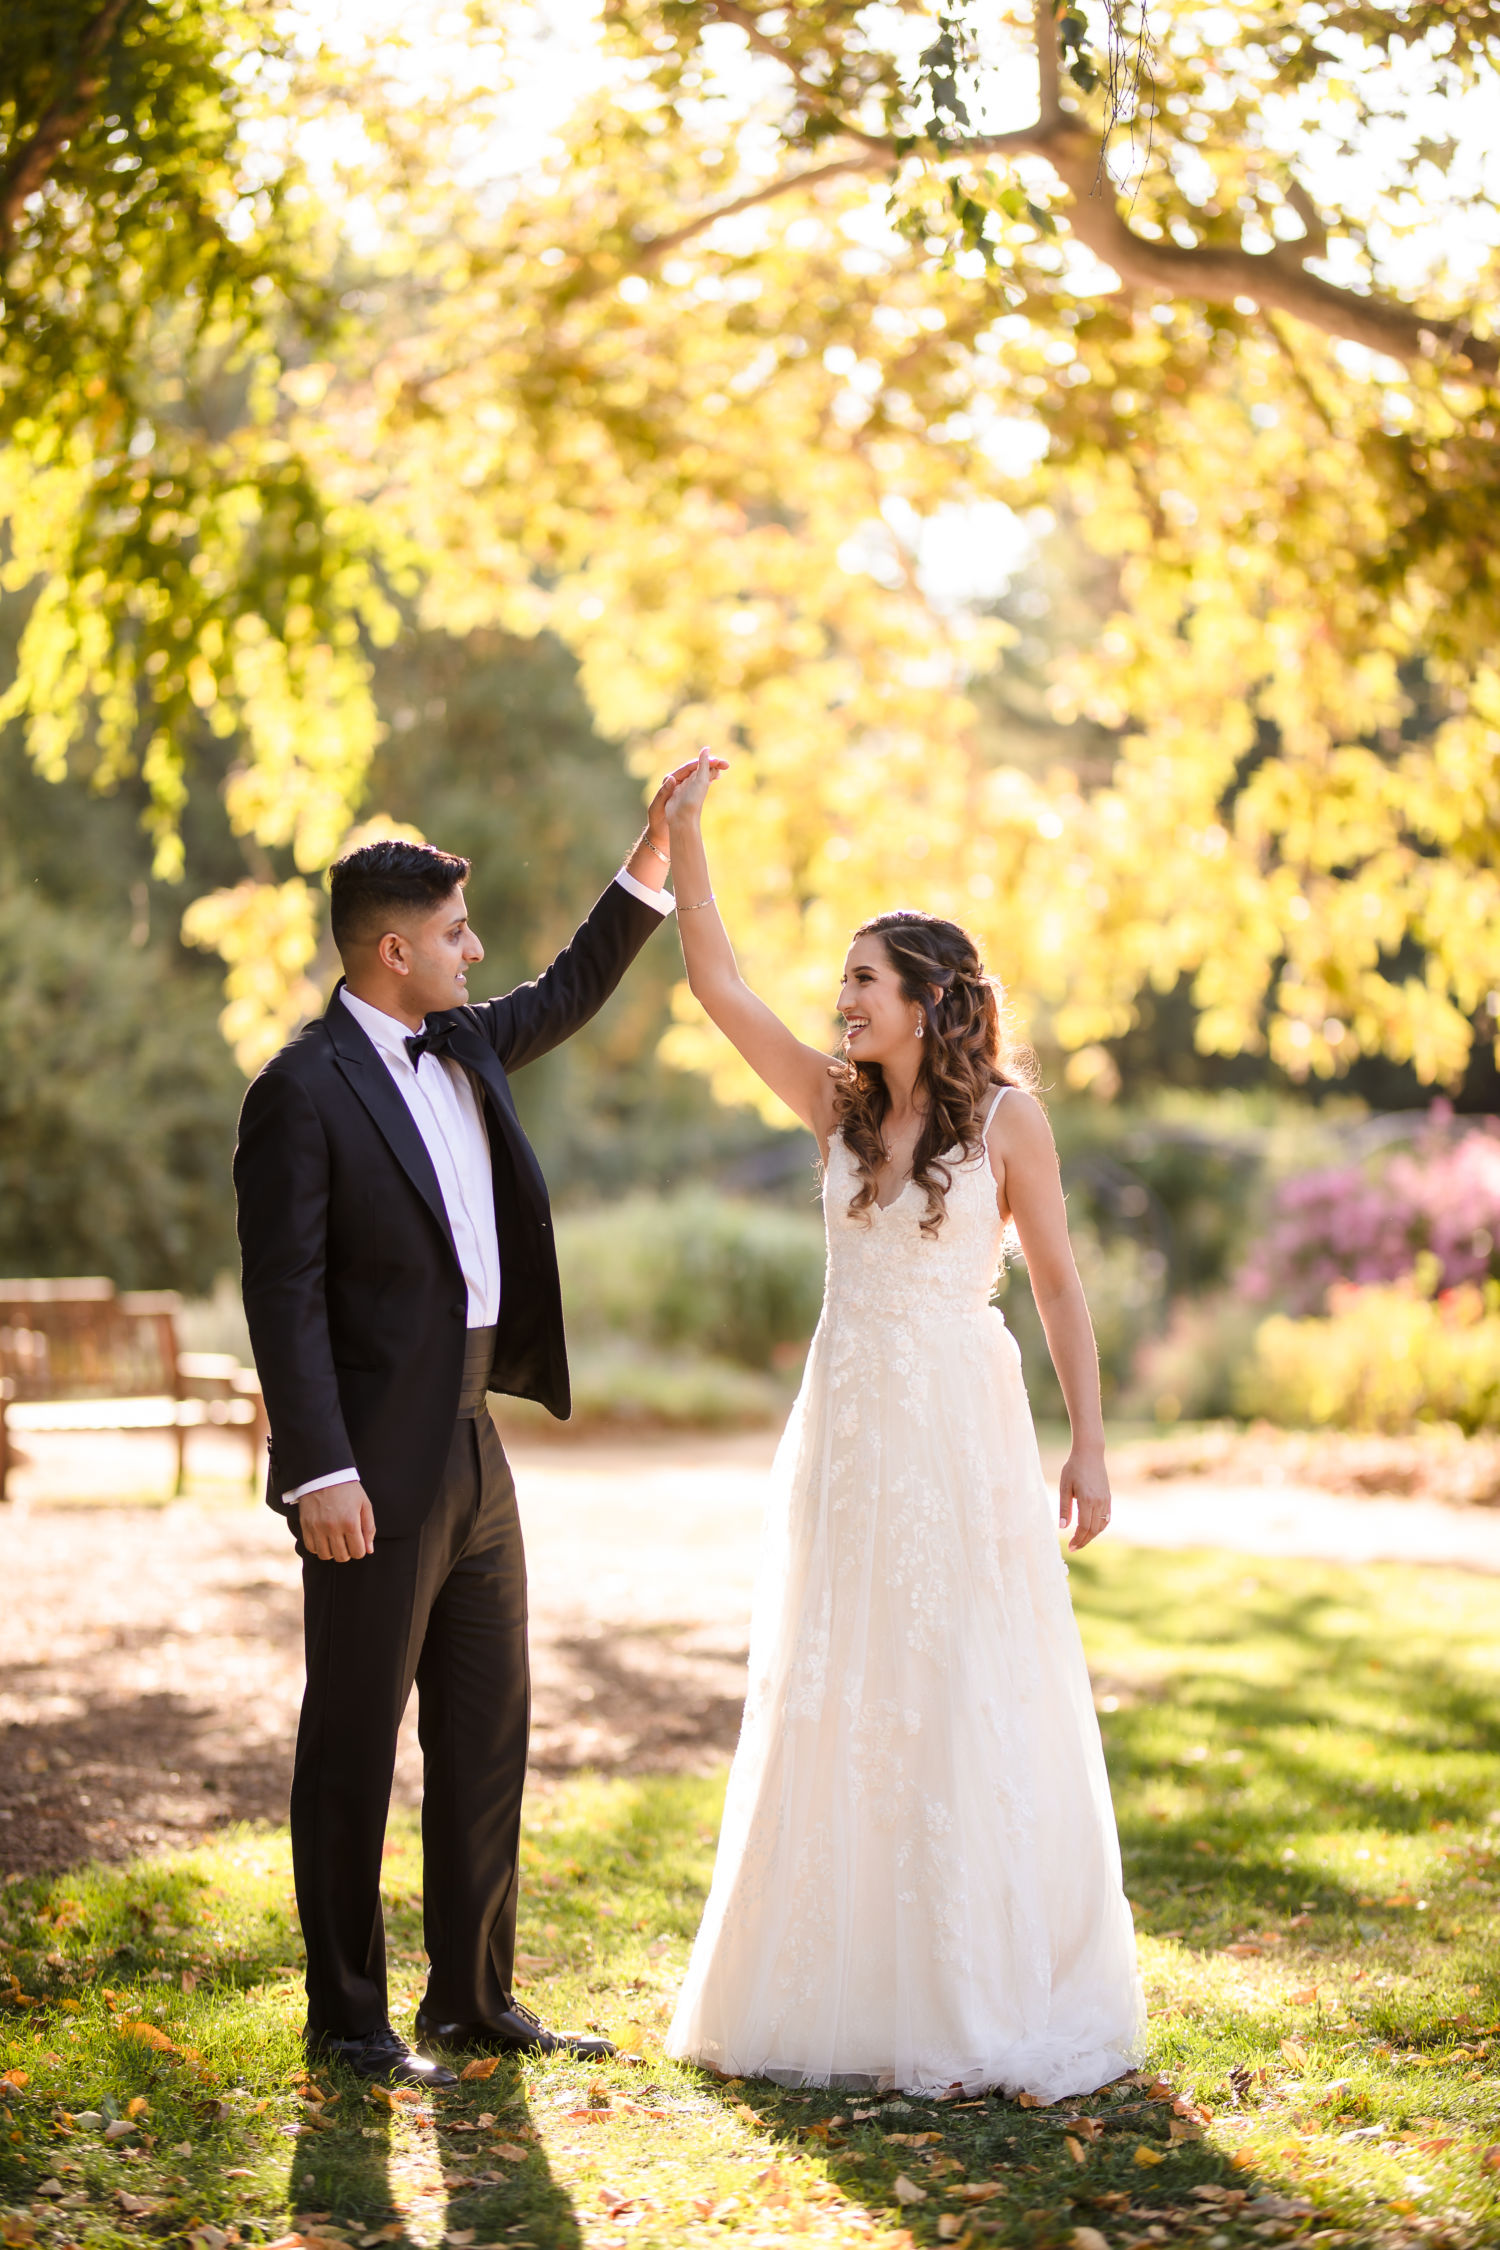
left=234, top=781, right=686, bottom=2085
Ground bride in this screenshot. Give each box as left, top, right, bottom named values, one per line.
left=660, top=753, right=1144, bottom=2100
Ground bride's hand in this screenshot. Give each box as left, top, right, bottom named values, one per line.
left=665, top=746, right=726, bottom=828
left=1059, top=1445, right=1111, bottom=1550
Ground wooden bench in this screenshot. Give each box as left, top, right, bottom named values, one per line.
left=0, top=1278, right=267, bottom=1502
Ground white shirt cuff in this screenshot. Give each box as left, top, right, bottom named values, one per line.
left=284, top=1467, right=359, bottom=1504
left=614, top=867, right=675, bottom=916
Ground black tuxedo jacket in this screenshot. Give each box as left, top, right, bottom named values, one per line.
left=234, top=878, right=664, bottom=1536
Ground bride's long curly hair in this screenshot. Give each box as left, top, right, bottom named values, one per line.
left=831, top=909, right=1039, bottom=1237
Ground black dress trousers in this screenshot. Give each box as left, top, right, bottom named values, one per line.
left=290, top=1345, right=528, bottom=2039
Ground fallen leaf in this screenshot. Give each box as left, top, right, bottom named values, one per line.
left=1016, top=2091, right=1046, bottom=2108
left=597, top=2187, right=633, bottom=2217
left=1288, top=1914, right=1314, bottom=1930
left=120, top=2020, right=176, bottom=2055
left=937, top=2222, right=965, bottom=2244
left=885, top=2131, right=941, bottom=2146
left=1133, top=2145, right=1166, bottom=2167
left=1064, top=2134, right=1087, bottom=2164
left=444, top=2232, right=476, bottom=2244
left=103, top=2121, right=134, bottom=2142
left=1280, top=2039, right=1308, bottom=2070
left=1072, top=2231, right=1112, bottom=2250
left=892, top=2174, right=927, bottom=2205
left=114, top=2193, right=154, bottom=2215
left=1064, top=2115, right=1103, bottom=2141
left=458, top=2056, right=499, bottom=2082
left=32, top=2184, right=64, bottom=2200
left=181, top=1972, right=198, bottom=1994
left=953, top=2183, right=1006, bottom=2204
left=1223, top=1942, right=1264, bottom=1958
left=1481, top=2145, right=1500, bottom=2173
left=1168, top=2118, right=1201, bottom=2142
left=125, top=2097, right=149, bottom=2120
left=0, top=2220, right=37, bottom=2248
left=1231, top=2149, right=1258, bottom=2171
left=733, top=2101, right=763, bottom=2125
left=490, top=2142, right=528, bottom=2162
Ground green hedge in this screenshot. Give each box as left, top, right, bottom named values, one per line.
left=555, top=1192, right=826, bottom=1370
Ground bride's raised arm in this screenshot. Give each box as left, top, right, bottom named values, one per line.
left=664, top=752, right=839, bottom=1147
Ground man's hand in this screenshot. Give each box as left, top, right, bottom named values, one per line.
left=1059, top=1446, right=1112, bottom=1551
left=646, top=753, right=729, bottom=857
left=298, top=1479, right=376, bottom=1562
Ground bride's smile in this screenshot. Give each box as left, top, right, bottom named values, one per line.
left=837, top=937, right=927, bottom=1065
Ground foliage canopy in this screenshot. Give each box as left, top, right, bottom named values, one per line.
left=2, top=0, right=1497, bottom=1098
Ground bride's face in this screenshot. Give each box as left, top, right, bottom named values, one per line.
left=837, top=936, right=922, bottom=1065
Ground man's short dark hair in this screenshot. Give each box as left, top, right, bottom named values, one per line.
left=329, top=839, right=473, bottom=953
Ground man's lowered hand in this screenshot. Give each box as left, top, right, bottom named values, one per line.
left=299, top=1479, right=376, bottom=1562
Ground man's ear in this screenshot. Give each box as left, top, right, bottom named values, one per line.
left=376, top=930, right=410, bottom=976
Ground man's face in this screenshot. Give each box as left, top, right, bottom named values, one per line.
left=392, top=886, right=485, bottom=1017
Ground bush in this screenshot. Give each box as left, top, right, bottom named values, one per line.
left=499, top=1337, right=793, bottom=1432
left=995, top=1219, right=1167, bottom=1423
left=556, top=1192, right=826, bottom=1370
left=1124, top=1290, right=1264, bottom=1425
left=1241, top=1110, right=1500, bottom=1315
left=1238, top=1267, right=1500, bottom=1435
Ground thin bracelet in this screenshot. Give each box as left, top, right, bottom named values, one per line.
left=643, top=837, right=670, bottom=866
left=678, top=893, right=716, bottom=911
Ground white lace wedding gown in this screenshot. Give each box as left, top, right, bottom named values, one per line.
left=666, top=1098, right=1144, bottom=2098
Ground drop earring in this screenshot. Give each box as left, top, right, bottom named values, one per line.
left=914, top=1018, right=924, bottom=1040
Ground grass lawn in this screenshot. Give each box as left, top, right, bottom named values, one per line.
left=5, top=1548, right=1500, bottom=2250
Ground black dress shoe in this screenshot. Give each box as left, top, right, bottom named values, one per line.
left=414, top=1999, right=615, bottom=2061
left=307, top=2024, right=458, bottom=2087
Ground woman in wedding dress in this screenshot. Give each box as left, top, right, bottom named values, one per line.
left=660, top=754, right=1144, bottom=2101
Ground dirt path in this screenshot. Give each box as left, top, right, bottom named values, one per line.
left=4, top=1416, right=1500, bottom=1877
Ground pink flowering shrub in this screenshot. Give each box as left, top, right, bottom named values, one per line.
left=1240, top=1109, right=1500, bottom=1315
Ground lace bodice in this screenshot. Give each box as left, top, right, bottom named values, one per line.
left=822, top=1115, right=1007, bottom=1324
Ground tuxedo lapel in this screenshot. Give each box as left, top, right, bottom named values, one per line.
left=437, top=1015, right=551, bottom=1215
left=323, top=985, right=460, bottom=1265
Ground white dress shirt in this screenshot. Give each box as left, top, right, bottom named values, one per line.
left=285, top=870, right=673, bottom=1503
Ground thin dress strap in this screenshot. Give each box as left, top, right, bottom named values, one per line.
left=982, top=1083, right=1009, bottom=1135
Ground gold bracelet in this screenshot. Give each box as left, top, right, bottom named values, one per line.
left=678, top=893, right=716, bottom=911
left=643, top=837, right=670, bottom=866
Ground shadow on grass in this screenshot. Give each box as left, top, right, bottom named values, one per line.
left=294, top=2060, right=584, bottom=2250
left=688, top=2070, right=1299, bottom=2248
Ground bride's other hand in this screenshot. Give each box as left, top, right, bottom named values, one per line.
left=664, top=745, right=725, bottom=827
left=1059, top=1445, right=1112, bottom=1550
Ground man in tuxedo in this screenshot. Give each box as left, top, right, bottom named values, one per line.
left=234, top=779, right=691, bottom=2084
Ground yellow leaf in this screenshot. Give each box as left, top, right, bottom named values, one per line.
left=459, top=2057, right=498, bottom=2082
left=1133, top=2145, right=1167, bottom=2167
left=1280, top=2038, right=1308, bottom=2070
left=1065, top=2134, right=1087, bottom=2163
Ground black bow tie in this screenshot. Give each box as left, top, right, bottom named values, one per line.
left=405, top=1019, right=459, bottom=1069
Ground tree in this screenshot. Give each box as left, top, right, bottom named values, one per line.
left=3, top=2, right=1497, bottom=1100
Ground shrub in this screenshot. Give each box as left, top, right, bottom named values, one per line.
left=556, top=1192, right=826, bottom=1370
left=1241, top=1110, right=1500, bottom=1314
left=995, top=1219, right=1167, bottom=1423
left=1238, top=1268, right=1500, bottom=1435
left=1124, top=1290, right=1264, bottom=1425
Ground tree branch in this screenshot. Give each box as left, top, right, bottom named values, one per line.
left=629, top=155, right=889, bottom=268
left=666, top=7, right=1495, bottom=376
left=1035, top=0, right=1062, bottom=128
left=1036, top=121, right=1496, bottom=375
left=0, top=0, right=138, bottom=261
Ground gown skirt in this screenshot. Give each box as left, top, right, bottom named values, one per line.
left=665, top=1122, right=1145, bottom=2098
